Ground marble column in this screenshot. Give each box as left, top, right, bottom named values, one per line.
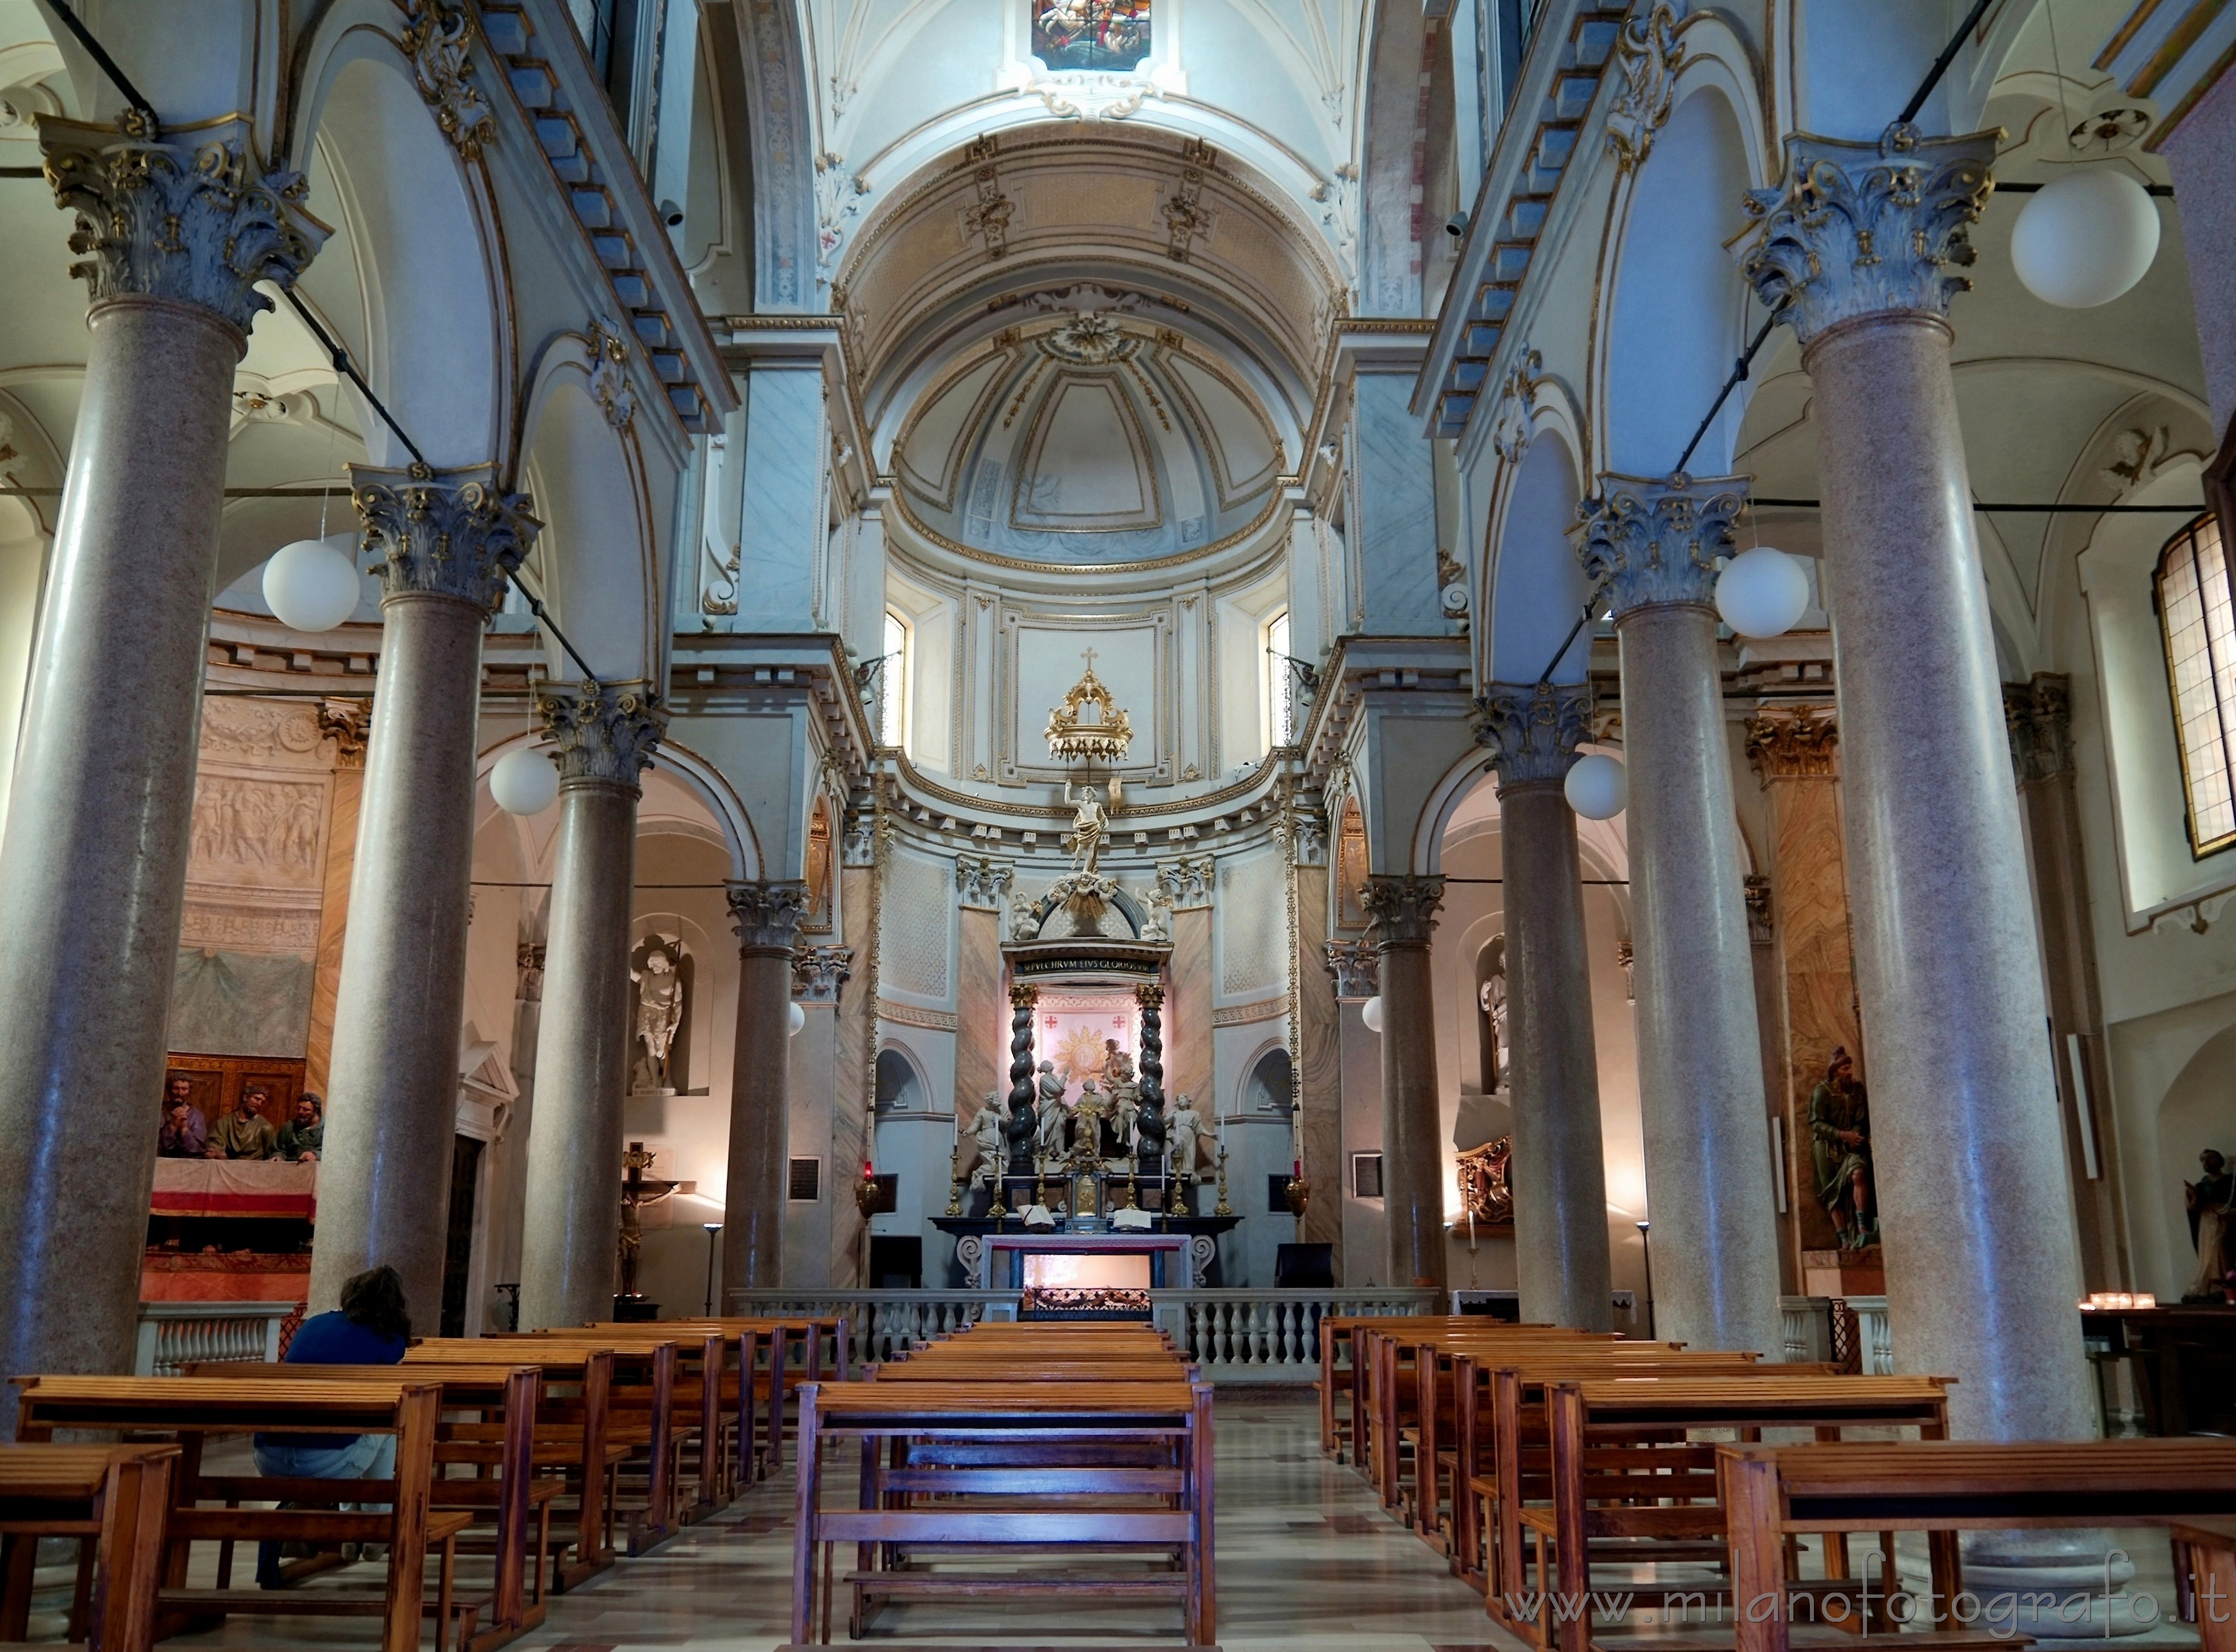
left=2006, top=675, right=2129, bottom=1292
left=722, top=882, right=808, bottom=1293
left=517, top=685, right=666, bottom=1330
left=1475, top=683, right=1613, bottom=1330
left=0, top=120, right=325, bottom=1386
left=311, top=471, right=540, bottom=1318
left=1360, top=875, right=1448, bottom=1289
left=1577, top=477, right=1783, bottom=1354
left=1743, top=125, right=2092, bottom=1441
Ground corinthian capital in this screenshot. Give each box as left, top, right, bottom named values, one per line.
left=1575, top=473, right=1744, bottom=619
left=727, top=880, right=810, bottom=951
left=1740, top=123, right=1998, bottom=346
left=539, top=681, right=666, bottom=789
left=353, top=466, right=540, bottom=611
left=1473, top=680, right=1592, bottom=790
left=2004, top=672, right=2073, bottom=784
left=40, top=116, right=329, bottom=336
left=1361, top=875, right=1444, bottom=945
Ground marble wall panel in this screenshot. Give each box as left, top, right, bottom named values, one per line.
left=954, top=906, right=1004, bottom=1119
left=831, top=864, right=878, bottom=1286
left=1168, top=906, right=1213, bottom=1109
left=1294, top=863, right=1344, bottom=1259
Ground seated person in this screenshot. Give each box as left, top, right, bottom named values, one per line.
left=275, top=1093, right=324, bottom=1162
left=157, top=1077, right=206, bottom=1158
left=206, top=1085, right=278, bottom=1160
left=252, top=1265, right=411, bottom=1586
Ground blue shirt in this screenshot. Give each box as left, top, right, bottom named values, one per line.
left=256, top=1310, right=407, bottom=1451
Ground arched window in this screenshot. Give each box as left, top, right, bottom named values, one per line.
left=1266, top=610, right=1294, bottom=747
left=2158, top=513, right=2236, bottom=857
left=880, top=610, right=908, bottom=748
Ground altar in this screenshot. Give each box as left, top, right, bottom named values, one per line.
left=934, top=1213, right=1238, bottom=1288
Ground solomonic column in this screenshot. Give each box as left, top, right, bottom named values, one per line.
left=311, top=471, right=539, bottom=1317
left=722, top=882, right=809, bottom=1293
left=1360, top=875, right=1448, bottom=1289
left=1741, top=125, right=2092, bottom=1439
left=517, top=684, right=667, bottom=1330
left=1577, top=477, right=1783, bottom=1353
left=0, top=119, right=325, bottom=1384
left=1474, top=683, right=1613, bottom=1329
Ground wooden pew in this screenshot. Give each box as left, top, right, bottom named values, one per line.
left=12, top=1377, right=469, bottom=1652
left=0, top=1443, right=176, bottom=1652
left=400, top=1342, right=619, bottom=1590
left=791, top=1377, right=1214, bottom=1647
left=2172, top=1518, right=2236, bottom=1652
left=1516, top=1376, right=1953, bottom=1652
left=1717, top=1438, right=2236, bottom=1652
left=184, top=1360, right=553, bottom=1652
left=494, top=1330, right=706, bottom=1540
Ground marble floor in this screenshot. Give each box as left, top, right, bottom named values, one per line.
left=149, top=1391, right=2198, bottom=1651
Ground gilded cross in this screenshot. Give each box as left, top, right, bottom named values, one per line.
left=1081, top=645, right=1097, bottom=673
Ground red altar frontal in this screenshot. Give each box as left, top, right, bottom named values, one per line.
left=985, top=1233, right=1189, bottom=1289
left=142, top=1158, right=315, bottom=1303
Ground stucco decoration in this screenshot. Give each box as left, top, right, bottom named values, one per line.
left=400, top=0, right=496, bottom=162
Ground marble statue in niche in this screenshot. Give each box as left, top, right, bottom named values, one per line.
left=1808, top=1048, right=1876, bottom=1251
left=632, top=942, right=686, bottom=1093
left=970, top=1092, right=1007, bottom=1188
left=2185, top=1148, right=2235, bottom=1301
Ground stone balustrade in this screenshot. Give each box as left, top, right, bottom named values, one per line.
left=132, top=1300, right=294, bottom=1375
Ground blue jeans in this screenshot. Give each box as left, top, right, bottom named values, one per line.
left=252, top=1434, right=396, bottom=1585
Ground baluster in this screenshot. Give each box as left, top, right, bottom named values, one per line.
left=1253, top=1300, right=1270, bottom=1366
left=1214, top=1302, right=1231, bottom=1366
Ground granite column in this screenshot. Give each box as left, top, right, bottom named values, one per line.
left=723, top=882, right=808, bottom=1293
left=0, top=120, right=324, bottom=1386
left=1475, top=683, right=1613, bottom=1329
left=517, top=684, right=666, bottom=1330
left=310, top=472, right=539, bottom=1318
left=1743, top=125, right=2092, bottom=1440
left=1361, top=876, right=1448, bottom=1289
left=1578, top=476, right=1783, bottom=1353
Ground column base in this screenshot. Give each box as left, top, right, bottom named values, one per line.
left=1959, top=1533, right=2153, bottom=1638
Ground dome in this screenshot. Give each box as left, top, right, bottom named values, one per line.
left=892, top=308, right=1285, bottom=570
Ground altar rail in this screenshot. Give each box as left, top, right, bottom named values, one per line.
left=131, top=1300, right=294, bottom=1375
left=730, top=1286, right=1443, bottom=1380
left=1780, top=1293, right=1893, bottom=1374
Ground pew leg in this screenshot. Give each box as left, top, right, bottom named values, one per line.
left=1927, top=1530, right=1961, bottom=1629
left=0, top=1530, right=35, bottom=1638
left=66, top=1536, right=94, bottom=1645
left=435, top=1534, right=456, bottom=1652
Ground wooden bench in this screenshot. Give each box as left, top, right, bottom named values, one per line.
left=792, top=1378, right=1214, bottom=1647
left=184, top=1360, right=556, bottom=1652
left=0, top=1443, right=176, bottom=1652
left=1717, top=1438, right=2236, bottom=1652
left=2172, top=1517, right=2236, bottom=1652
left=12, top=1376, right=471, bottom=1652
left=1513, top=1377, right=1954, bottom=1652
left=401, top=1342, right=619, bottom=1590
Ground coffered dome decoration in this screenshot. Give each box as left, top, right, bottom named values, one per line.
left=893, top=311, right=1284, bottom=569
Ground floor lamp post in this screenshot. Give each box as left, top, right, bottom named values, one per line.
left=1637, top=1220, right=1654, bottom=1339
left=702, top=1222, right=723, bottom=1316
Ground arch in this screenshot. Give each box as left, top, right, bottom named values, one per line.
left=1355, top=0, right=1429, bottom=314
left=518, top=339, right=659, bottom=683
left=2154, top=1021, right=2236, bottom=1294
left=291, top=11, right=505, bottom=468
left=732, top=0, right=818, bottom=309
left=1598, top=84, right=1754, bottom=477
left=473, top=730, right=765, bottom=883
left=1484, top=428, right=1589, bottom=686
left=1236, top=1043, right=1294, bottom=1116
left=1411, top=744, right=1497, bottom=875
left=876, top=1043, right=935, bottom=1114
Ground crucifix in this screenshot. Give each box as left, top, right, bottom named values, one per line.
left=618, top=1140, right=678, bottom=1303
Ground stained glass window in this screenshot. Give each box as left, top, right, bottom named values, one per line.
left=2157, top=512, right=2236, bottom=857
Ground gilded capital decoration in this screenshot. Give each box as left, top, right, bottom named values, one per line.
left=727, top=880, right=811, bottom=951
left=40, top=116, right=329, bottom=335
left=538, top=681, right=667, bottom=789
left=1745, top=708, right=1839, bottom=780
left=1009, top=981, right=1040, bottom=1010
left=1134, top=981, right=1165, bottom=1010
left=1740, top=123, right=1999, bottom=346
left=1604, top=2, right=1682, bottom=173
left=1576, top=472, right=1744, bottom=619
left=1360, top=874, right=1445, bottom=947
left=791, top=944, right=853, bottom=1004
left=353, top=465, right=540, bottom=611
left=2004, top=672, right=2074, bottom=784
left=317, top=697, right=372, bottom=768
left=1473, top=680, right=1592, bottom=790
left=1323, top=938, right=1378, bottom=1000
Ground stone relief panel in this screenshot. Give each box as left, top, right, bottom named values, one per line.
left=1217, top=850, right=1283, bottom=998
left=879, top=847, right=955, bottom=1001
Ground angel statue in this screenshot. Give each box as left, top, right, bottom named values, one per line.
left=631, top=943, right=685, bottom=1091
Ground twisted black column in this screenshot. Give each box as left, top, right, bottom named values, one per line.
left=1134, top=981, right=1166, bottom=1170
left=1006, top=983, right=1039, bottom=1175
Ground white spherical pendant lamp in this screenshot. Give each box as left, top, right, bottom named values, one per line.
left=2011, top=169, right=2160, bottom=309
left=489, top=746, right=560, bottom=816
left=1715, top=546, right=1812, bottom=639
left=787, top=1001, right=807, bottom=1037
left=261, top=536, right=363, bottom=632
left=1360, top=995, right=1385, bottom=1033
left=1565, top=752, right=1627, bottom=820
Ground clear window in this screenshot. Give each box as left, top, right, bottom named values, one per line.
left=2158, top=512, right=2236, bottom=857
left=881, top=610, right=908, bottom=748
left=1267, top=610, right=1294, bottom=746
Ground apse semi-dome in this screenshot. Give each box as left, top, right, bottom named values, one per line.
left=893, top=310, right=1284, bottom=569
